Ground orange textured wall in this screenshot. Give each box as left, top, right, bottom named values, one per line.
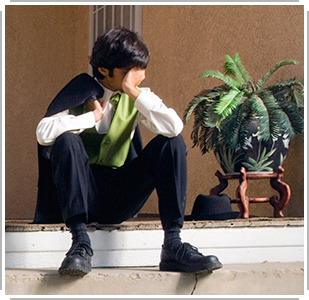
left=5, top=5, right=90, bottom=219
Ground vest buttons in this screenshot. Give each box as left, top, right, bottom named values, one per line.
left=104, top=140, right=110, bottom=145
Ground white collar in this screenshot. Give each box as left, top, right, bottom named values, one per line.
left=94, top=77, right=121, bottom=102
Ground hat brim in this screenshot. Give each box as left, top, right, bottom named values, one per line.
left=184, top=211, right=240, bottom=221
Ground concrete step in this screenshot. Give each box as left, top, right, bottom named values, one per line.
left=5, top=217, right=304, bottom=269
left=5, top=217, right=305, bottom=295
left=5, top=262, right=304, bottom=295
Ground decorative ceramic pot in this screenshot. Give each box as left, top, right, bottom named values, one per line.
left=214, top=118, right=290, bottom=174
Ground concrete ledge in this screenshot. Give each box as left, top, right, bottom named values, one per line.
left=5, top=262, right=304, bottom=295
left=5, top=217, right=304, bottom=269
left=5, top=216, right=305, bottom=232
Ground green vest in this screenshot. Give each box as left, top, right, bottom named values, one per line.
left=70, top=93, right=138, bottom=168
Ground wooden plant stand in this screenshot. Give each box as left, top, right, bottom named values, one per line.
left=209, top=166, right=291, bottom=218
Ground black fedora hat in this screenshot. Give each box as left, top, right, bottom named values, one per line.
left=185, top=194, right=240, bottom=221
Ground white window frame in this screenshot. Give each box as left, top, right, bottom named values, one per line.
left=89, top=5, right=142, bottom=74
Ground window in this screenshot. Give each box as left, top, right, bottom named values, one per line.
left=89, top=5, right=142, bottom=68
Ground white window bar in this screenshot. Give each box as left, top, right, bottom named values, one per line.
left=89, top=5, right=142, bottom=74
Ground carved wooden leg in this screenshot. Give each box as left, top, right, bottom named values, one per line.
left=236, top=167, right=249, bottom=218
left=270, top=166, right=291, bottom=217
left=210, top=170, right=228, bottom=195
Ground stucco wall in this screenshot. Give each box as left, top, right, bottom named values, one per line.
left=5, top=5, right=304, bottom=220
left=5, top=5, right=90, bottom=219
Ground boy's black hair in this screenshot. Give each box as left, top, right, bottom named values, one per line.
left=90, top=27, right=150, bottom=79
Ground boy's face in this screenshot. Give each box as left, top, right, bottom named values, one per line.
left=98, top=67, right=129, bottom=92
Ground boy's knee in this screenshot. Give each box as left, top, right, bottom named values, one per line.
left=155, top=134, right=187, bottom=155
left=54, top=132, right=81, bottom=148
left=51, top=132, right=88, bottom=163
left=168, top=135, right=187, bottom=153
left=53, top=133, right=87, bottom=159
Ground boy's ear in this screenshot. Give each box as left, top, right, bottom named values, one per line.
left=98, top=67, right=109, bottom=77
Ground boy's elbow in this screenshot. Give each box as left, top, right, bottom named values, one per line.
left=174, top=120, right=184, bottom=136
left=36, top=133, right=53, bottom=146
left=166, top=121, right=183, bottom=138
left=36, top=126, right=54, bottom=146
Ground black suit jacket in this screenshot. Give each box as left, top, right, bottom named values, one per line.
left=33, top=73, right=143, bottom=224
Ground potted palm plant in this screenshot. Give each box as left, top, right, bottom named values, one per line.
left=183, top=52, right=304, bottom=174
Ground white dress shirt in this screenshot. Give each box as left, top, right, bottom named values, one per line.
left=36, top=84, right=183, bottom=146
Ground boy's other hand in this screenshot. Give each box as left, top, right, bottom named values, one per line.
left=87, top=99, right=106, bottom=122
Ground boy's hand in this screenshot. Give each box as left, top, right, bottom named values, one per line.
left=122, top=68, right=145, bottom=100
left=87, top=99, right=106, bottom=122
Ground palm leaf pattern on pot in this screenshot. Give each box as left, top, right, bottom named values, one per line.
left=242, top=145, right=277, bottom=172
left=215, top=145, right=243, bottom=173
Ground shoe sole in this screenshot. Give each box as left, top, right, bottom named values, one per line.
left=58, top=267, right=90, bottom=276
left=159, top=260, right=223, bottom=273
left=58, top=260, right=92, bottom=276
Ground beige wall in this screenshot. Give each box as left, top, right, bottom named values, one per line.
left=5, top=5, right=304, bottom=220
left=5, top=5, right=90, bottom=219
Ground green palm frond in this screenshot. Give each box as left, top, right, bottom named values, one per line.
left=258, top=90, right=295, bottom=140
left=206, top=102, right=222, bottom=127
left=224, top=52, right=251, bottom=85
left=184, top=53, right=303, bottom=157
left=268, top=79, right=304, bottom=128
left=269, top=79, right=304, bottom=108
left=248, top=94, right=270, bottom=141
left=199, top=70, right=242, bottom=89
left=190, top=117, right=203, bottom=148
left=214, top=88, right=244, bottom=118
left=219, top=111, right=240, bottom=150
left=291, top=84, right=304, bottom=108
left=220, top=102, right=251, bottom=150
left=275, top=110, right=295, bottom=140
left=268, top=79, right=303, bottom=92
left=199, top=125, right=220, bottom=154
left=256, top=60, right=298, bottom=90
left=278, top=101, right=304, bottom=135
left=183, top=93, right=209, bottom=124
left=190, top=102, right=208, bottom=147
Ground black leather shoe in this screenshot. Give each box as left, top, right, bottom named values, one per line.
left=58, top=242, right=93, bottom=276
left=159, top=242, right=223, bottom=273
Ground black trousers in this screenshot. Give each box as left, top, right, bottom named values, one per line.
left=50, top=132, right=187, bottom=230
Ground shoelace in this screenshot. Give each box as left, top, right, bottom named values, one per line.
left=174, top=242, right=202, bottom=261
left=66, top=242, right=93, bottom=258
